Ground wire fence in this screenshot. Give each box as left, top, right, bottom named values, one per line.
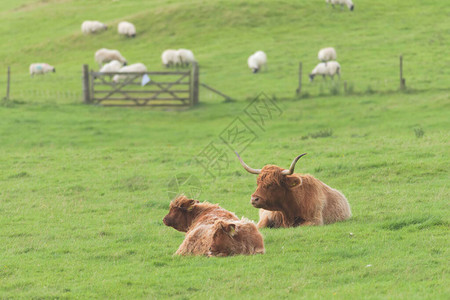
left=1, top=57, right=448, bottom=105
left=1, top=68, right=82, bottom=103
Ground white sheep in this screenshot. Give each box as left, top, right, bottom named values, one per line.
left=112, top=63, right=148, bottom=83
left=318, top=47, right=337, bottom=62
left=99, top=60, right=123, bottom=73
left=326, top=0, right=354, bottom=11
left=247, top=51, right=267, bottom=73
left=29, top=63, right=55, bottom=76
left=177, top=49, right=196, bottom=67
left=118, top=21, right=136, bottom=37
left=81, top=21, right=107, bottom=34
left=161, top=49, right=181, bottom=67
left=309, top=61, right=341, bottom=82
left=95, top=48, right=127, bottom=67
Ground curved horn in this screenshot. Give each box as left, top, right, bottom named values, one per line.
left=234, top=151, right=261, bottom=174
left=281, top=153, right=307, bottom=175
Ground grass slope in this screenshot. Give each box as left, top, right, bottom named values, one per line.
left=0, top=0, right=449, bottom=299
left=0, top=0, right=449, bottom=101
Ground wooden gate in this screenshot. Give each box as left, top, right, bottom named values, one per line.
left=82, top=64, right=199, bottom=107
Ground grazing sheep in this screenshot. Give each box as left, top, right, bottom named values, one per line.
left=112, top=63, right=147, bottom=83
left=29, top=63, right=55, bottom=76
left=326, top=0, right=354, bottom=11
left=318, top=47, right=337, bottom=63
left=81, top=21, right=107, bottom=34
left=161, top=49, right=180, bottom=67
left=118, top=21, right=136, bottom=37
left=99, top=60, right=123, bottom=73
left=95, top=48, right=127, bottom=67
left=309, top=61, right=341, bottom=82
left=248, top=51, right=267, bottom=73
left=177, top=49, right=196, bottom=67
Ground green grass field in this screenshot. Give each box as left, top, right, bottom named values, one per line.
left=1, top=0, right=449, bottom=299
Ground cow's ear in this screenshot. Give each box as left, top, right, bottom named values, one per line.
left=226, top=224, right=237, bottom=237
left=220, top=223, right=236, bottom=237
left=287, top=176, right=302, bottom=188
left=183, top=199, right=197, bottom=211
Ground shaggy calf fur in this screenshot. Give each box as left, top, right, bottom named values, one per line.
left=163, top=195, right=239, bottom=232
left=208, top=219, right=265, bottom=257
left=163, top=196, right=264, bottom=256
left=236, top=153, right=351, bottom=228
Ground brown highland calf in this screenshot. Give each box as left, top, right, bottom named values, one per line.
left=208, top=219, right=265, bottom=257
left=163, top=195, right=265, bottom=256
left=235, top=152, right=351, bottom=228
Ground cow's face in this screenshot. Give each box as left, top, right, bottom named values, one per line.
left=163, top=196, right=198, bottom=232
left=251, top=166, right=302, bottom=211
left=235, top=152, right=307, bottom=212
left=208, top=221, right=237, bottom=257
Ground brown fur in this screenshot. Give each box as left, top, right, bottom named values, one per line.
left=208, top=219, right=265, bottom=257
left=175, top=218, right=265, bottom=257
left=164, top=196, right=264, bottom=256
left=163, top=195, right=239, bottom=232
left=250, top=165, right=351, bottom=228
left=175, top=224, right=214, bottom=256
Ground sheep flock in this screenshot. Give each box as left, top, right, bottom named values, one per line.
left=30, top=2, right=353, bottom=88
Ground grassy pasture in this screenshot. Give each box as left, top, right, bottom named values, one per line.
left=0, top=0, right=449, bottom=299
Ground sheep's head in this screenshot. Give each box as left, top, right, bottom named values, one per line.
left=309, top=74, right=315, bottom=82
left=53, top=68, right=56, bottom=73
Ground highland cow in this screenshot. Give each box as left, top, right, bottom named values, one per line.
left=163, top=195, right=265, bottom=256
left=208, top=219, right=265, bottom=257
left=163, top=195, right=239, bottom=232
left=235, top=152, right=351, bottom=228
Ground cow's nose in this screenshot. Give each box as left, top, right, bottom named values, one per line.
left=251, top=196, right=259, bottom=204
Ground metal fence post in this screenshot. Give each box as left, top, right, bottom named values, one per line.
left=296, top=62, right=302, bottom=96
left=400, top=55, right=406, bottom=90
left=4, top=66, right=11, bottom=101
left=192, top=62, right=199, bottom=105
left=82, top=64, right=90, bottom=103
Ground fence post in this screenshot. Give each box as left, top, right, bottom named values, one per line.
left=296, top=62, right=302, bottom=96
left=192, top=62, right=199, bottom=105
left=4, top=66, right=11, bottom=101
left=82, top=64, right=90, bottom=103
left=399, top=55, right=406, bottom=90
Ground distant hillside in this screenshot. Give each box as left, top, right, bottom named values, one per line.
left=0, top=0, right=448, bottom=102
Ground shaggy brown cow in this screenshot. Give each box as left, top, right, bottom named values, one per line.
left=163, top=195, right=239, bottom=232
left=175, top=218, right=265, bottom=256
left=208, top=219, right=265, bottom=257
left=236, top=152, right=351, bottom=228
left=163, top=195, right=265, bottom=256
left=174, top=223, right=214, bottom=256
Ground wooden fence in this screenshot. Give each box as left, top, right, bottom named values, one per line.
left=82, top=64, right=199, bottom=107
